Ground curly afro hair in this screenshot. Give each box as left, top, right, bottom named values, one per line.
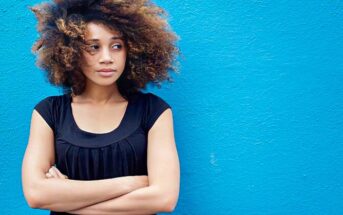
left=29, top=0, right=180, bottom=99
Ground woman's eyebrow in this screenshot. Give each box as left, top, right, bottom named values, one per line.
left=86, top=36, right=124, bottom=42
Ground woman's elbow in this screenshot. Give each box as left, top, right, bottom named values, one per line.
left=23, top=180, right=47, bottom=209
left=159, top=189, right=179, bottom=212
left=164, top=195, right=179, bottom=212
left=24, top=188, right=43, bottom=209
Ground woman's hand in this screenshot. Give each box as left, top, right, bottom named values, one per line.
left=45, top=166, right=68, bottom=179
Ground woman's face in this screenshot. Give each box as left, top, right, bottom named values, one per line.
left=79, top=22, right=127, bottom=87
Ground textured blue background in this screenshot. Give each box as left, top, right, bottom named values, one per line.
left=0, top=0, right=342, bottom=214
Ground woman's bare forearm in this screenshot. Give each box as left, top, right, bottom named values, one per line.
left=30, top=176, right=145, bottom=212
left=67, top=185, right=171, bottom=215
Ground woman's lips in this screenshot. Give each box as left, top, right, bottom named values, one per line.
left=97, top=69, right=116, bottom=77
left=97, top=69, right=115, bottom=73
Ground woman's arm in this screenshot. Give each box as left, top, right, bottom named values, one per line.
left=21, top=110, right=148, bottom=212
left=68, top=185, right=170, bottom=215
left=66, top=108, right=180, bottom=215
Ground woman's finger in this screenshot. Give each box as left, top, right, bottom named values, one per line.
left=52, top=166, right=68, bottom=179
left=46, top=172, right=53, bottom=178
left=48, top=167, right=59, bottom=178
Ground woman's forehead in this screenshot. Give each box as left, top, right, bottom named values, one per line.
left=84, top=22, right=123, bottom=40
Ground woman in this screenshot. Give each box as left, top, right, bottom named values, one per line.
left=21, top=0, right=180, bottom=214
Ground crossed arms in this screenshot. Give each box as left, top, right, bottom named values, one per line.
left=22, top=108, right=180, bottom=214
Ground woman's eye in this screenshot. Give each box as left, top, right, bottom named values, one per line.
left=89, top=44, right=99, bottom=50
left=112, top=44, right=122, bottom=49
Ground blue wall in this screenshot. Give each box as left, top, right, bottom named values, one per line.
left=0, top=0, right=342, bottom=214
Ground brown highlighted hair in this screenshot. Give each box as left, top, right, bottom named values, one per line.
left=29, top=0, right=180, bottom=98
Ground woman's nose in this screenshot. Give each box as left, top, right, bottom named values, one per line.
left=99, top=47, right=113, bottom=64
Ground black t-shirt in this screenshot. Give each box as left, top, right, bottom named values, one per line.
left=33, top=91, right=171, bottom=215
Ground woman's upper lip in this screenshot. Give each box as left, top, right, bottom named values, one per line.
left=97, top=69, right=116, bottom=72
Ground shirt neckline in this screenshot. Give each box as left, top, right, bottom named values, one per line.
left=66, top=93, right=131, bottom=136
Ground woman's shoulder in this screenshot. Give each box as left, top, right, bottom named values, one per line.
left=35, top=94, right=67, bottom=107
left=33, top=94, right=66, bottom=131
left=136, top=92, right=172, bottom=132
left=34, top=94, right=69, bottom=116
left=36, top=93, right=66, bottom=101
left=131, top=91, right=171, bottom=109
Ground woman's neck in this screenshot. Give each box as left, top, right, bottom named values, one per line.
left=72, top=82, right=125, bottom=105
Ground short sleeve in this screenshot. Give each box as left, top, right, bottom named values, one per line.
left=143, top=93, right=172, bottom=132
left=34, top=96, right=55, bottom=131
